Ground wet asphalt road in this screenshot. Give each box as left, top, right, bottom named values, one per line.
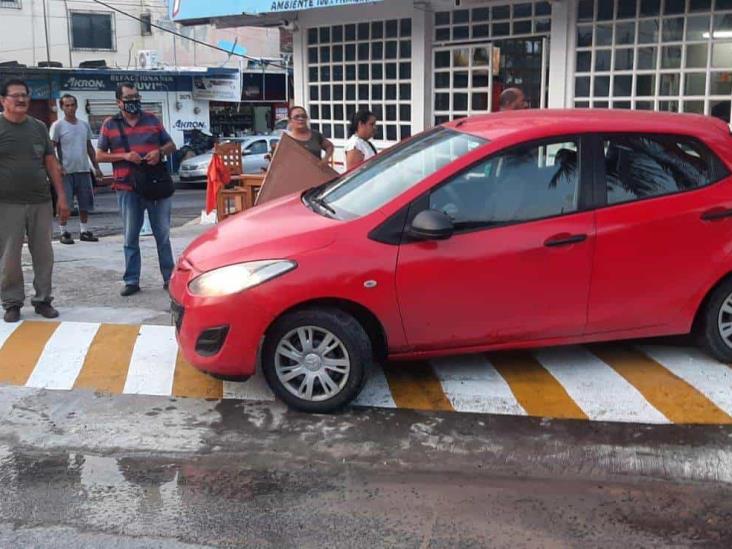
left=1, top=388, right=731, bottom=548
left=66, top=186, right=206, bottom=238
left=1, top=447, right=730, bottom=548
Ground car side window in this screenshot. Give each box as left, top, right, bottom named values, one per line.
left=246, top=140, right=268, bottom=155
left=429, top=138, right=580, bottom=228
left=603, top=135, right=716, bottom=205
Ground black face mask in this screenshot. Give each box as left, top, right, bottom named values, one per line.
left=122, top=99, right=142, bottom=115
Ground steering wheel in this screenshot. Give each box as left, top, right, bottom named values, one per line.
left=433, top=185, right=466, bottom=221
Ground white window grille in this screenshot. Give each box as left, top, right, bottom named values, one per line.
left=574, top=0, right=732, bottom=120
left=305, top=19, right=413, bottom=144
left=433, top=1, right=552, bottom=43
left=432, top=2, right=552, bottom=124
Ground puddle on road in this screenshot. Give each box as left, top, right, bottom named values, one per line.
left=0, top=443, right=333, bottom=537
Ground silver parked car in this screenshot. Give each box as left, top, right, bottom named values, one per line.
left=178, top=135, right=280, bottom=183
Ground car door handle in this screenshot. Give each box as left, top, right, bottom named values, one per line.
left=544, top=234, right=588, bottom=247
left=701, top=208, right=732, bottom=221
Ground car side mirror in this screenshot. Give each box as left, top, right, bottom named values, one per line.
left=408, top=209, right=454, bottom=241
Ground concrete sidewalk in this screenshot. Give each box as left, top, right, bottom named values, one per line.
left=18, top=220, right=210, bottom=325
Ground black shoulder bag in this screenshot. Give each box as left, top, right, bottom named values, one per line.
left=114, top=118, right=174, bottom=201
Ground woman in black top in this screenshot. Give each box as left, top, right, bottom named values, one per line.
left=286, top=106, right=334, bottom=167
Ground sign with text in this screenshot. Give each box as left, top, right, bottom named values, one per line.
left=192, top=73, right=242, bottom=102
left=171, top=0, right=382, bottom=21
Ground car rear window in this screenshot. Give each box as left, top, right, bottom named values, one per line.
left=603, top=134, right=729, bottom=205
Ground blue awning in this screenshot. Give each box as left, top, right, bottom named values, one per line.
left=171, top=0, right=383, bottom=23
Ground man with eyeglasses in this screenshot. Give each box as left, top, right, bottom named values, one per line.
left=96, top=82, right=176, bottom=297
left=0, top=79, right=70, bottom=323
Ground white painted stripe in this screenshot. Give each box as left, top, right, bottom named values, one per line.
left=223, top=368, right=275, bottom=401
left=0, top=321, right=21, bottom=349
left=123, top=325, right=178, bottom=396
left=353, top=362, right=397, bottom=408
left=25, top=322, right=100, bottom=390
left=535, top=347, right=669, bottom=424
left=639, top=345, right=732, bottom=416
left=431, top=354, right=526, bottom=415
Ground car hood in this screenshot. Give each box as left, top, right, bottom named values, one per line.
left=182, top=194, right=341, bottom=273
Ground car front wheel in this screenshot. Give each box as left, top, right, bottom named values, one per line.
left=262, top=308, right=371, bottom=413
left=700, top=278, right=732, bottom=362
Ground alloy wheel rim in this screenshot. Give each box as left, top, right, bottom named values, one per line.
left=717, top=293, right=732, bottom=349
left=274, top=326, right=351, bottom=402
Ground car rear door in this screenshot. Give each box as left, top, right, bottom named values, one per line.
left=586, top=133, right=732, bottom=335
left=394, top=135, right=597, bottom=351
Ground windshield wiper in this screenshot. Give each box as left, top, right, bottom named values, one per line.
left=311, top=196, right=337, bottom=216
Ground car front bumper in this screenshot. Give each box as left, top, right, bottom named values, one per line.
left=169, top=263, right=271, bottom=378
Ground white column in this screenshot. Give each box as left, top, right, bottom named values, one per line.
left=411, top=3, right=429, bottom=133
left=548, top=0, right=578, bottom=108
left=292, top=24, right=307, bottom=108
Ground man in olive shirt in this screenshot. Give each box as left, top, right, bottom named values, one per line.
left=0, top=79, right=70, bottom=323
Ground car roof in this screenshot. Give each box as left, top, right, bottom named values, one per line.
left=445, top=109, right=732, bottom=144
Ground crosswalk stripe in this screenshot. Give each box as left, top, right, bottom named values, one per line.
left=382, top=360, right=454, bottom=411
left=25, top=322, right=100, bottom=390
left=638, top=345, right=732, bottom=417
left=173, top=351, right=223, bottom=399
left=353, top=362, right=397, bottom=408
left=74, top=324, right=139, bottom=393
left=490, top=351, right=589, bottom=420
left=123, top=325, right=178, bottom=396
left=534, top=347, right=668, bottom=424
left=591, top=345, right=732, bottom=424
left=0, top=322, right=22, bottom=349
left=0, top=321, right=59, bottom=385
left=431, top=354, right=526, bottom=415
left=223, top=369, right=275, bottom=401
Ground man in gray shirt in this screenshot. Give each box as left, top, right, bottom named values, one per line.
left=51, top=93, right=103, bottom=244
left=0, top=79, right=70, bottom=323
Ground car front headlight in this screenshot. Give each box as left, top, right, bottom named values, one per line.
left=188, top=260, right=296, bottom=297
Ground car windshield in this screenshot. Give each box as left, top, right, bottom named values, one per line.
left=314, top=128, right=487, bottom=218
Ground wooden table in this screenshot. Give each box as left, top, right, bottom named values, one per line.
left=216, top=174, right=265, bottom=221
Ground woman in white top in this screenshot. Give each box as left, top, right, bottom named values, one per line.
left=345, top=109, right=378, bottom=170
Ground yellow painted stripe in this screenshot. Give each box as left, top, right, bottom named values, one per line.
left=591, top=345, right=732, bottom=425
left=0, top=321, right=59, bottom=385
left=172, top=351, right=223, bottom=399
left=490, top=351, right=588, bottom=420
left=383, top=361, right=454, bottom=411
left=74, top=324, right=139, bottom=394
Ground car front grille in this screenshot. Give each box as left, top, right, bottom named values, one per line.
left=170, top=299, right=184, bottom=332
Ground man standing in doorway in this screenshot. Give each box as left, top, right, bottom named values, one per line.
left=96, top=83, right=176, bottom=297
left=499, top=88, right=529, bottom=111
left=51, top=93, right=104, bottom=244
left=0, top=79, right=70, bottom=323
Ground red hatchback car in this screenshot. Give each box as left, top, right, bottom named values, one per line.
left=170, top=110, right=732, bottom=412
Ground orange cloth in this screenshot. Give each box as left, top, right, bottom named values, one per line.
left=205, top=153, right=231, bottom=214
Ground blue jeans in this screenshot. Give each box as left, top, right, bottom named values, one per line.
left=116, top=190, right=174, bottom=286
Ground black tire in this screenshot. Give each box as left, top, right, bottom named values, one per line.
left=262, top=307, right=372, bottom=413
left=699, top=277, right=732, bottom=362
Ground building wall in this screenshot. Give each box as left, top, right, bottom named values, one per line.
left=0, top=0, right=280, bottom=69
left=291, top=0, right=561, bottom=159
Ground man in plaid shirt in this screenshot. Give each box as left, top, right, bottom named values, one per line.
left=97, top=83, right=176, bottom=297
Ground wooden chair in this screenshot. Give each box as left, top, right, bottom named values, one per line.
left=213, top=140, right=266, bottom=220
left=214, top=141, right=243, bottom=176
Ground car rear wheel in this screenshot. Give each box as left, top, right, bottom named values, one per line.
left=262, top=308, right=371, bottom=413
left=700, top=278, right=732, bottom=362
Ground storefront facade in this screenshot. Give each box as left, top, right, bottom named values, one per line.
left=172, top=1, right=732, bottom=154
left=0, top=66, right=243, bottom=143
